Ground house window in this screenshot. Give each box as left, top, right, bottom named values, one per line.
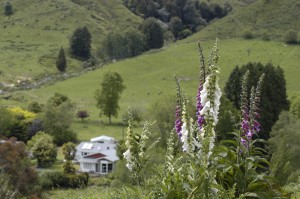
left=102, top=164, right=107, bottom=173
left=84, top=163, right=92, bottom=169
left=82, top=152, right=88, bottom=156
left=108, top=163, right=113, bottom=173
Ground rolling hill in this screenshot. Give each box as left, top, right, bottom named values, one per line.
left=0, top=0, right=142, bottom=84
left=1, top=0, right=300, bottom=140
left=187, top=0, right=300, bottom=41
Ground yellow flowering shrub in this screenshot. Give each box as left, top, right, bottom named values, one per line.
left=8, top=106, right=36, bottom=122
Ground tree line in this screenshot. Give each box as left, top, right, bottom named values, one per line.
left=123, top=0, right=231, bottom=39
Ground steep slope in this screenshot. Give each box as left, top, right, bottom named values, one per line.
left=0, top=0, right=142, bottom=84
left=187, top=0, right=300, bottom=41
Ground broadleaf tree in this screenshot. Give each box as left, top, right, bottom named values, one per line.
left=27, top=131, right=57, bottom=168
left=95, top=71, right=125, bottom=124
left=140, top=17, right=164, bottom=50
left=269, top=112, right=300, bottom=185
left=42, top=93, right=76, bottom=145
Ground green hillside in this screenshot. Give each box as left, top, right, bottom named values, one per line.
left=0, top=0, right=299, bottom=140
left=5, top=39, right=300, bottom=119
left=187, top=0, right=300, bottom=41
left=0, top=0, right=142, bottom=84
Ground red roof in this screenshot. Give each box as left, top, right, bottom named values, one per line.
left=84, top=153, right=106, bottom=159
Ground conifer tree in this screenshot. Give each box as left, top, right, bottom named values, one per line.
left=70, top=26, right=92, bottom=60
left=225, top=62, right=289, bottom=140
left=56, top=47, right=67, bottom=72
left=3, top=1, right=12, bottom=16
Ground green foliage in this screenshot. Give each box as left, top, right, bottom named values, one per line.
left=290, top=95, right=300, bottom=119
left=118, top=41, right=283, bottom=199
left=43, top=93, right=76, bottom=145
left=111, top=159, right=132, bottom=185
left=224, top=62, right=289, bottom=140
left=216, top=96, right=239, bottom=140
left=284, top=177, right=300, bottom=199
left=140, top=17, right=164, bottom=50
left=61, top=142, right=76, bottom=161
left=95, top=71, right=125, bottom=124
left=169, top=16, right=184, bottom=39
left=123, top=110, right=160, bottom=186
left=63, top=161, right=76, bottom=175
left=178, top=28, right=192, bottom=39
left=0, top=172, right=16, bottom=199
left=122, top=107, right=142, bottom=125
left=56, top=47, right=67, bottom=73
left=242, top=29, right=254, bottom=39
left=3, top=1, right=12, bottom=16
left=27, top=101, right=43, bottom=113
left=284, top=29, right=298, bottom=44
left=0, top=138, right=38, bottom=197
left=101, top=28, right=145, bottom=60
left=0, top=107, right=15, bottom=138
left=70, top=26, right=92, bottom=60
left=116, top=139, right=126, bottom=161
left=41, top=171, right=89, bottom=189
left=27, top=131, right=57, bottom=168
left=269, top=112, right=300, bottom=185
left=0, top=107, right=38, bottom=142
left=148, top=94, right=178, bottom=147
left=124, top=0, right=229, bottom=38
left=261, top=32, right=270, bottom=41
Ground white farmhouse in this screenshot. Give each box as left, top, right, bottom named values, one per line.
left=75, top=135, right=119, bottom=175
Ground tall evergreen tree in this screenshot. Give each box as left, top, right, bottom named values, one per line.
left=70, top=26, right=92, bottom=60
left=56, top=47, right=67, bottom=72
left=3, top=1, right=13, bottom=16
left=224, top=62, right=289, bottom=140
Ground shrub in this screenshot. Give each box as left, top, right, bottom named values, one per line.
left=76, top=110, right=89, bottom=122
left=178, top=28, right=192, bottom=39
left=61, top=142, right=76, bottom=161
left=63, top=161, right=76, bottom=174
left=27, top=132, right=57, bottom=168
left=41, top=172, right=89, bottom=189
left=261, top=32, right=270, bottom=41
left=242, top=29, right=254, bottom=39
left=28, top=101, right=43, bottom=113
left=284, top=29, right=298, bottom=44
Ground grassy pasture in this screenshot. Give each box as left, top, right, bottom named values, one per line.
left=0, top=0, right=142, bottom=83
left=2, top=38, right=299, bottom=141
left=187, top=0, right=300, bottom=41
